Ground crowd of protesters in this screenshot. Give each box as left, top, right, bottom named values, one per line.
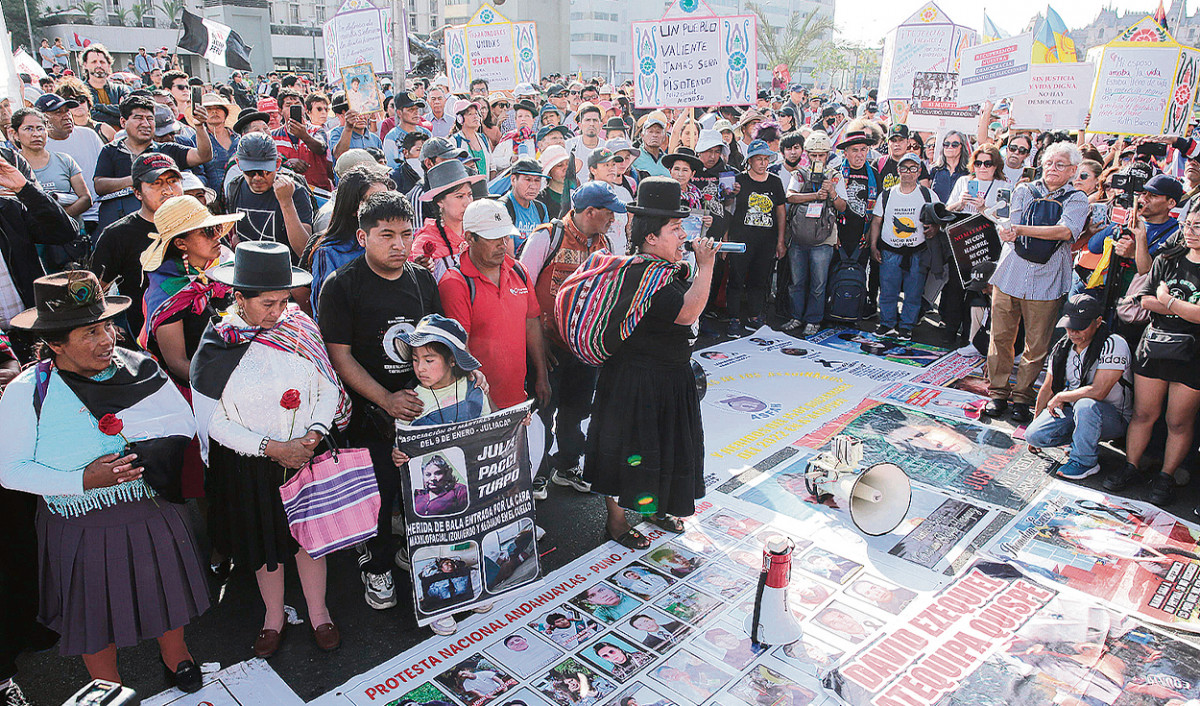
left=0, top=41, right=1199, bottom=704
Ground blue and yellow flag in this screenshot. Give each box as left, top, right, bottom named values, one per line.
left=983, top=12, right=1009, bottom=43
left=1046, top=6, right=1078, bottom=61
left=1032, top=19, right=1059, bottom=63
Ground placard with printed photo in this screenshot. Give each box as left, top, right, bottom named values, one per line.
left=685, top=563, right=753, bottom=600
left=435, top=654, right=519, bottom=706
left=579, top=634, right=656, bottom=683
left=648, top=651, right=734, bottom=703
left=602, top=682, right=679, bottom=706
left=727, top=663, right=818, bottom=706
left=607, top=565, right=675, bottom=600
left=794, top=547, right=862, bottom=585
left=642, top=544, right=705, bottom=578
left=617, top=608, right=691, bottom=653
left=652, top=584, right=723, bottom=625
left=700, top=509, right=764, bottom=539
left=530, top=606, right=603, bottom=650
left=484, top=628, right=564, bottom=678
left=811, top=601, right=886, bottom=646
left=845, top=575, right=919, bottom=616
left=774, top=638, right=845, bottom=676
left=532, top=658, right=618, bottom=706
left=568, top=584, right=641, bottom=625
left=339, top=61, right=383, bottom=114
left=692, top=622, right=767, bottom=670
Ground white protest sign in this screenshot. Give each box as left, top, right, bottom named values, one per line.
left=907, top=71, right=980, bottom=132
left=443, top=4, right=539, bottom=93
left=1010, top=62, right=1096, bottom=130
left=322, top=0, right=403, bottom=84
left=877, top=2, right=976, bottom=102
left=631, top=0, right=757, bottom=109
left=957, top=33, right=1033, bottom=104
left=1090, top=46, right=1178, bottom=135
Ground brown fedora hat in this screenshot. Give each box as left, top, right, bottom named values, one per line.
left=10, top=270, right=130, bottom=332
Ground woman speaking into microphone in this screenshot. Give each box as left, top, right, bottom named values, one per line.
left=559, top=177, right=718, bottom=550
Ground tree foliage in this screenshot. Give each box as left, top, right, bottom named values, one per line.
left=3, top=0, right=39, bottom=51
left=747, top=1, right=835, bottom=74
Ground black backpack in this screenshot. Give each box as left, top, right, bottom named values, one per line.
left=1015, top=183, right=1078, bottom=264
left=827, top=244, right=867, bottom=323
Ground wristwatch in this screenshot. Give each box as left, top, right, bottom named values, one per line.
left=259, top=436, right=271, bottom=456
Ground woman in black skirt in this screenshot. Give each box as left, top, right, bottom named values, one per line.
left=584, top=177, right=718, bottom=549
left=0, top=271, right=208, bottom=692
left=192, top=242, right=351, bottom=658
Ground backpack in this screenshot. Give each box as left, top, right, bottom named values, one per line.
left=826, top=244, right=867, bottom=323
left=453, top=259, right=531, bottom=303
left=1015, top=183, right=1077, bottom=264
left=500, top=194, right=549, bottom=255
left=785, top=168, right=838, bottom=248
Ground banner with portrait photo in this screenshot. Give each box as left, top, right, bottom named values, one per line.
left=907, top=71, right=981, bottom=133
left=986, top=484, right=1200, bottom=633
left=827, top=561, right=1200, bottom=706
left=396, top=401, right=540, bottom=626
left=340, top=62, right=383, bottom=115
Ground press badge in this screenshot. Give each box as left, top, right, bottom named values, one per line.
left=806, top=202, right=824, bottom=217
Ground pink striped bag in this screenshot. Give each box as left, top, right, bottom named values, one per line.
left=279, top=440, right=380, bottom=559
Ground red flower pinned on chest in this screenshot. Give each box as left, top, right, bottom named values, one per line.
left=280, top=389, right=301, bottom=410
left=97, top=413, right=124, bottom=436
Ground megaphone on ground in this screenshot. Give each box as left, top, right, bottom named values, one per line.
left=744, top=535, right=803, bottom=646
left=804, top=435, right=912, bottom=536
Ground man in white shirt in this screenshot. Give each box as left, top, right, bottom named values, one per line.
left=565, top=103, right=605, bottom=183
left=424, top=86, right=453, bottom=138
left=40, top=93, right=103, bottom=238
left=869, top=152, right=939, bottom=339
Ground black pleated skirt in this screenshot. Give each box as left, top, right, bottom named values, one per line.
left=37, top=497, right=211, bottom=656
left=584, top=354, right=705, bottom=518
left=207, top=443, right=299, bottom=572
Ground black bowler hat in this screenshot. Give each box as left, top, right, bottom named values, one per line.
left=210, top=241, right=312, bottom=291
left=661, top=147, right=704, bottom=173
left=10, top=270, right=130, bottom=332
left=625, top=176, right=691, bottom=218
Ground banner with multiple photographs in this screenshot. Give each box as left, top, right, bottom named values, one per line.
left=396, top=401, right=540, bottom=627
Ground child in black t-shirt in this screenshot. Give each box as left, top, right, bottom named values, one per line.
left=727, top=140, right=786, bottom=337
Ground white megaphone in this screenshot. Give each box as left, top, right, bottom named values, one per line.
left=805, top=435, right=912, bottom=536
left=744, top=536, right=803, bottom=646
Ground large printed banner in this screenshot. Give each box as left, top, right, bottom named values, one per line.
left=956, top=33, right=1033, bottom=104
left=396, top=402, right=540, bottom=626
left=322, top=0, right=401, bottom=84
left=631, top=0, right=756, bottom=109
left=877, top=2, right=977, bottom=102
left=827, top=562, right=1200, bottom=706
left=908, top=71, right=981, bottom=132
left=443, top=4, right=540, bottom=94
left=1010, top=62, right=1096, bottom=130
left=988, top=484, right=1200, bottom=633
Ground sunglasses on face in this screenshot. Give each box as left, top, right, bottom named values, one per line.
left=244, top=169, right=271, bottom=177
left=1010, top=146, right=1030, bottom=155
left=973, top=160, right=994, bottom=168
left=944, top=140, right=962, bottom=148
left=898, top=165, right=920, bottom=173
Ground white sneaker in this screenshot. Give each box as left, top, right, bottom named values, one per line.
left=955, top=344, right=982, bottom=357
left=361, top=570, right=397, bottom=610
left=780, top=318, right=803, bottom=331
left=473, top=602, right=495, bottom=614
left=430, top=615, right=458, bottom=635
left=551, top=467, right=592, bottom=493
left=802, top=323, right=820, bottom=337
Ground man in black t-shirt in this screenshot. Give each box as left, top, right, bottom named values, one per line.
left=320, top=191, right=440, bottom=612
left=728, top=139, right=786, bottom=336
left=876, top=124, right=931, bottom=191
left=90, top=153, right=184, bottom=342
left=226, top=133, right=314, bottom=258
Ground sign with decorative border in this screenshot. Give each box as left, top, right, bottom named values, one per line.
left=443, top=3, right=540, bottom=94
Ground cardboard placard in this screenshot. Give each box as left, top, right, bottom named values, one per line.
left=957, top=33, right=1033, bottom=104
left=945, top=213, right=1001, bottom=287
left=1010, top=62, right=1096, bottom=130
left=443, top=4, right=540, bottom=93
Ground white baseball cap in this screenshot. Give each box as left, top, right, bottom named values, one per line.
left=463, top=199, right=520, bottom=240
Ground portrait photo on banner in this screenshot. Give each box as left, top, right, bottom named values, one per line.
left=410, top=447, right=471, bottom=518
left=340, top=61, right=382, bottom=114
left=483, top=628, right=563, bottom=679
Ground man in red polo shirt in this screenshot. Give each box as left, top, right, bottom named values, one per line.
left=440, top=199, right=550, bottom=410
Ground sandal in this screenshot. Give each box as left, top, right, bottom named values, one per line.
left=609, top=527, right=652, bottom=550
left=651, top=514, right=685, bottom=533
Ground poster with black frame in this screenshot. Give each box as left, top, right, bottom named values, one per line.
left=945, top=213, right=1001, bottom=287
left=397, top=401, right=541, bottom=626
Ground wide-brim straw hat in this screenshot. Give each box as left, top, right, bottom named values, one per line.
left=201, top=92, right=239, bottom=129
left=139, top=195, right=243, bottom=272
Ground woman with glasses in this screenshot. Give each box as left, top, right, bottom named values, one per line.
left=928, top=130, right=972, bottom=341
left=11, top=108, right=91, bottom=272
left=931, top=130, right=971, bottom=202
left=450, top=99, right=492, bottom=178
left=482, top=96, right=509, bottom=151
left=947, top=144, right=1007, bottom=215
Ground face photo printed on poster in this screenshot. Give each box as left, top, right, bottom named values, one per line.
left=652, top=584, right=723, bottom=625
left=685, top=563, right=753, bottom=600
left=569, top=583, right=641, bottom=625
left=701, top=509, right=765, bottom=540
left=773, top=637, right=845, bottom=676
left=435, top=654, right=519, bottom=706
left=579, top=634, right=657, bottom=683
left=410, top=448, right=471, bottom=518
left=482, top=518, right=539, bottom=593
left=811, top=601, right=886, bottom=646
left=648, top=650, right=734, bottom=704
left=533, top=657, right=618, bottom=706
left=672, top=527, right=738, bottom=556
left=385, top=681, right=460, bottom=706
left=607, top=564, right=676, bottom=600
left=602, top=682, right=679, bottom=706
left=413, top=542, right=484, bottom=615
left=692, top=621, right=767, bottom=670
left=483, top=628, right=564, bottom=679
left=530, top=606, right=603, bottom=650
left=845, top=575, right=919, bottom=615
left=727, top=663, right=818, bottom=706
left=795, top=546, right=863, bottom=585
left=642, top=544, right=705, bottom=578
left=617, top=608, right=690, bottom=652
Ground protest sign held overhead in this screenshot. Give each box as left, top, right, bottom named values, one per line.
left=396, top=402, right=541, bottom=627
left=442, top=3, right=539, bottom=93
left=322, top=0, right=403, bottom=84
left=877, top=1, right=977, bottom=102
left=1010, top=62, right=1096, bottom=130
left=631, top=0, right=757, bottom=109
left=956, top=33, right=1033, bottom=104
left=1088, top=15, right=1200, bottom=136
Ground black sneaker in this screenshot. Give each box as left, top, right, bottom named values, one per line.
left=551, top=466, right=592, bottom=493
left=982, top=399, right=1008, bottom=418
left=875, top=324, right=895, bottom=337
left=1148, top=472, right=1175, bottom=506
left=1010, top=403, right=1034, bottom=424
left=897, top=328, right=913, bottom=341
left=2, top=682, right=30, bottom=706
left=1102, top=462, right=1143, bottom=492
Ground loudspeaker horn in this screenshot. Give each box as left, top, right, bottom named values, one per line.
left=744, top=536, right=803, bottom=646
left=824, top=462, right=912, bottom=536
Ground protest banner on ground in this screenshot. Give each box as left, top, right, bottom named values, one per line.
left=442, top=3, right=540, bottom=93
left=395, top=402, right=540, bottom=627
left=877, top=1, right=977, bottom=102
left=1088, top=16, right=1200, bottom=136
left=631, top=0, right=756, bottom=109
left=988, top=484, right=1200, bottom=633
left=945, top=213, right=1001, bottom=287
left=869, top=381, right=987, bottom=421
left=1010, top=62, right=1096, bottom=130
left=807, top=328, right=948, bottom=368
left=322, top=0, right=401, bottom=84
left=957, top=33, right=1033, bottom=104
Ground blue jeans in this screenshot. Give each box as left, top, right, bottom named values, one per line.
left=878, top=248, right=930, bottom=329
left=788, top=243, right=834, bottom=324
left=1024, top=397, right=1128, bottom=467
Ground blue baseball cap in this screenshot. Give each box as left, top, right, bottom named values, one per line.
left=745, top=139, right=774, bottom=160
left=572, top=181, right=628, bottom=213
left=898, top=152, right=922, bottom=167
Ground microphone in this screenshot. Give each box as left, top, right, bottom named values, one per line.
left=684, top=241, right=747, bottom=253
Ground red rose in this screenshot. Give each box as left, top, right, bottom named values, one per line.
left=421, top=240, right=438, bottom=258
left=97, top=413, right=124, bottom=436
left=280, top=389, right=301, bottom=410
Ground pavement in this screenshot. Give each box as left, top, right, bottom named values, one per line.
left=16, top=310, right=1200, bottom=705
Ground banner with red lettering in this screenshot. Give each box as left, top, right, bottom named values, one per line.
left=826, top=562, right=1200, bottom=705
left=987, top=485, right=1200, bottom=633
